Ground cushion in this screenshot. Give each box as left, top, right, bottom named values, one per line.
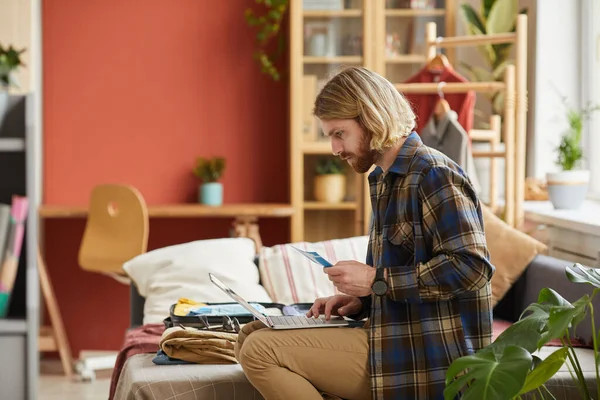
left=123, top=238, right=273, bottom=325
left=258, top=236, right=369, bottom=305
left=481, top=205, right=548, bottom=307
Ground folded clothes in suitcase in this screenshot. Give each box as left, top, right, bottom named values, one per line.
left=163, top=301, right=314, bottom=330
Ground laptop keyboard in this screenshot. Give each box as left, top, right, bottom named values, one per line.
left=270, top=315, right=325, bottom=326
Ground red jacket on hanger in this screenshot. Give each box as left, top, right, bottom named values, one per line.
left=402, top=64, right=475, bottom=135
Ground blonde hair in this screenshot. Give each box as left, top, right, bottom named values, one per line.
left=313, top=66, right=416, bottom=151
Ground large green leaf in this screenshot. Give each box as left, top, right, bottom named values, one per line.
left=537, top=287, right=572, bottom=307
left=488, top=317, right=545, bottom=355
left=570, top=295, right=591, bottom=333
left=482, top=0, right=495, bottom=20
left=460, top=4, right=487, bottom=34
left=566, top=263, right=600, bottom=288
left=461, top=63, right=494, bottom=82
left=518, top=348, right=569, bottom=395
left=459, top=4, right=495, bottom=64
left=492, top=60, right=510, bottom=80
left=486, top=0, right=518, bottom=34
left=492, top=91, right=504, bottom=115
left=444, top=345, right=532, bottom=400
left=537, top=306, right=577, bottom=349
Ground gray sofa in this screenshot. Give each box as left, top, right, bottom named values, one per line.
left=118, top=254, right=599, bottom=399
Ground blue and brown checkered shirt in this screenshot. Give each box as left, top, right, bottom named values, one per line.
left=358, top=132, right=494, bottom=399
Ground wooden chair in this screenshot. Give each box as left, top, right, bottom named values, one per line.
left=78, top=184, right=149, bottom=284
left=39, top=184, right=149, bottom=380
left=75, top=184, right=149, bottom=380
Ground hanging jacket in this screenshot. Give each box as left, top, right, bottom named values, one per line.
left=402, top=64, right=475, bottom=134
left=420, top=110, right=481, bottom=193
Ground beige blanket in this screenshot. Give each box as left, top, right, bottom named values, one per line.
left=160, top=326, right=238, bottom=364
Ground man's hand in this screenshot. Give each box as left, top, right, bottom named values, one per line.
left=325, top=261, right=376, bottom=297
left=306, top=294, right=362, bottom=321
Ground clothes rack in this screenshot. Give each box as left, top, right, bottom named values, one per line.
left=395, top=14, right=528, bottom=228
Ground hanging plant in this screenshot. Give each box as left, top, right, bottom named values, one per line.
left=244, top=0, right=289, bottom=81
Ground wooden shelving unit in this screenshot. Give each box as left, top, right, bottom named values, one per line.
left=290, top=0, right=455, bottom=242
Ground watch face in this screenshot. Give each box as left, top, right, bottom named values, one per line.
left=372, top=280, right=388, bottom=296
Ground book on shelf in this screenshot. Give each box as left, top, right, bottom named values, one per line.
left=0, top=195, right=28, bottom=295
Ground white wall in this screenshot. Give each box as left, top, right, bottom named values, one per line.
left=0, top=0, right=32, bottom=93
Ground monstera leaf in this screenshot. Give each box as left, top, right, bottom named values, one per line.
left=444, top=346, right=532, bottom=400
left=517, top=347, right=569, bottom=396
left=566, top=263, right=600, bottom=288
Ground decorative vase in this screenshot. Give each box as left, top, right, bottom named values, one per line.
left=546, top=170, right=590, bottom=210
left=314, top=174, right=346, bottom=203
left=199, top=182, right=223, bottom=206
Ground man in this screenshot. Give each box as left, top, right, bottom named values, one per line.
left=234, top=66, right=494, bottom=400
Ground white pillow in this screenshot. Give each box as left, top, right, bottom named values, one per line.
left=258, top=236, right=369, bottom=305
left=123, top=237, right=273, bottom=325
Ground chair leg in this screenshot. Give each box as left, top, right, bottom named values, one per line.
left=37, top=246, right=74, bottom=377
left=232, top=217, right=262, bottom=252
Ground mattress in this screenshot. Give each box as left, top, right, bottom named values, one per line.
left=113, top=353, right=263, bottom=400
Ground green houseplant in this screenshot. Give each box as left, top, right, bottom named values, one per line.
left=193, top=157, right=226, bottom=206
left=444, top=263, right=600, bottom=400
left=546, top=94, right=600, bottom=209
left=244, top=0, right=288, bottom=81
left=314, top=158, right=346, bottom=203
left=459, top=0, right=527, bottom=126
left=0, top=43, right=26, bottom=120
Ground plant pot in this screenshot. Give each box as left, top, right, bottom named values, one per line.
left=199, top=182, right=223, bottom=206
left=314, top=174, right=346, bottom=203
left=546, top=170, right=590, bottom=210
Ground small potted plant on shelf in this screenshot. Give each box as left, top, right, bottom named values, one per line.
left=193, top=157, right=226, bottom=206
left=314, top=157, right=346, bottom=204
left=546, top=94, right=600, bottom=210
left=0, top=43, right=26, bottom=120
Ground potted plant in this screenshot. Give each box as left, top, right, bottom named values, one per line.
left=314, top=158, right=346, bottom=203
left=444, top=263, right=600, bottom=400
left=193, top=157, right=225, bottom=206
left=0, top=43, right=26, bottom=120
left=546, top=96, right=600, bottom=210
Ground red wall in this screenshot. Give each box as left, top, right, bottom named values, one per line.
left=42, top=0, right=289, bottom=356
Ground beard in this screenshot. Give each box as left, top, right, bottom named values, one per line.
left=340, top=132, right=378, bottom=174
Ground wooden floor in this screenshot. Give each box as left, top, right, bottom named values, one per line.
left=39, top=360, right=111, bottom=400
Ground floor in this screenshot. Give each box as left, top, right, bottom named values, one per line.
left=39, top=360, right=111, bottom=400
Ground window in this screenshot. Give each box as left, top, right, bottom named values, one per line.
left=583, top=0, right=600, bottom=197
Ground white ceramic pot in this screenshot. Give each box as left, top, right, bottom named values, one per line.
left=314, top=174, right=346, bottom=203
left=546, top=169, right=590, bottom=210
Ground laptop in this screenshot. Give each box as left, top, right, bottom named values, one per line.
left=208, top=273, right=349, bottom=330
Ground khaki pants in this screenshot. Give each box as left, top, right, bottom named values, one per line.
left=234, top=320, right=371, bottom=400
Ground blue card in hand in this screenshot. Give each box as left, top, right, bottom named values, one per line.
left=291, top=246, right=333, bottom=267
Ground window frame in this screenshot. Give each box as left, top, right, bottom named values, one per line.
left=582, top=0, right=600, bottom=199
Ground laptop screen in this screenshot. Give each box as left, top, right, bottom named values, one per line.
left=209, top=273, right=269, bottom=326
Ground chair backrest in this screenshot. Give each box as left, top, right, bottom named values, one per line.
left=78, top=184, right=149, bottom=277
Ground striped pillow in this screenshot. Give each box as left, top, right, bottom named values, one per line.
left=258, top=236, right=369, bottom=305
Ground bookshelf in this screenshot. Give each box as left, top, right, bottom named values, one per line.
left=0, top=93, right=36, bottom=399
left=289, top=0, right=455, bottom=242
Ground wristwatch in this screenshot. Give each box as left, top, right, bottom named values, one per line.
left=371, top=268, right=388, bottom=296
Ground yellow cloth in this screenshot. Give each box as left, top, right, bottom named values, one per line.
left=160, top=326, right=238, bottom=364
left=173, top=297, right=206, bottom=317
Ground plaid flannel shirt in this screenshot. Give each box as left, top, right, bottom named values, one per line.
left=357, top=132, right=494, bottom=399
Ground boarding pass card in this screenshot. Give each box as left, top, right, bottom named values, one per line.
left=291, top=246, right=333, bottom=267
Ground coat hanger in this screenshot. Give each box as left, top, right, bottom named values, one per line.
left=434, top=82, right=450, bottom=121
left=426, top=48, right=450, bottom=74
